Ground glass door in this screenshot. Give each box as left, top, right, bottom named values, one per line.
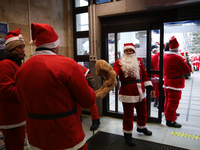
left=102, top=23, right=164, bottom=123
left=108, top=31, right=148, bottom=115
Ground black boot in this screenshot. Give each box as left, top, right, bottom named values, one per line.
left=124, top=133, right=136, bottom=146
left=90, top=119, right=100, bottom=131
left=166, top=120, right=182, bottom=128
left=137, top=128, right=152, bottom=136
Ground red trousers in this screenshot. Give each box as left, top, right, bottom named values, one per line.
left=77, top=103, right=99, bottom=120
left=154, top=82, right=159, bottom=98
left=164, top=89, right=182, bottom=121
left=122, top=98, right=147, bottom=132
left=1, top=125, right=25, bottom=150
left=151, top=78, right=159, bottom=98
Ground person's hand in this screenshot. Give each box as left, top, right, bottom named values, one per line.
left=150, top=90, right=155, bottom=98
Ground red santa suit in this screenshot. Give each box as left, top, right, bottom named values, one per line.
left=77, top=64, right=99, bottom=121
left=15, top=23, right=96, bottom=150
left=113, top=57, right=152, bottom=133
left=151, top=52, right=160, bottom=100
left=163, top=51, right=190, bottom=122
left=151, top=54, right=156, bottom=86
left=0, top=29, right=26, bottom=150
left=15, top=50, right=96, bottom=150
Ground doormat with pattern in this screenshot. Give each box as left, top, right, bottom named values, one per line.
left=87, top=131, right=188, bottom=150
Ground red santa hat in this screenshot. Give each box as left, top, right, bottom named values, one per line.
left=123, top=43, right=136, bottom=51
left=5, top=28, right=25, bottom=51
left=169, top=36, right=179, bottom=51
left=30, top=23, right=60, bottom=49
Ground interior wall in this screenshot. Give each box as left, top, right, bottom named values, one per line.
left=0, top=0, right=73, bottom=61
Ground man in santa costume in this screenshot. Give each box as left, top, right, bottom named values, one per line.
left=113, top=43, right=155, bottom=146
left=163, top=36, right=190, bottom=128
left=151, top=43, right=166, bottom=111
left=15, top=23, right=96, bottom=150
left=151, top=44, right=159, bottom=107
left=0, top=28, right=26, bottom=150
left=77, top=64, right=100, bottom=131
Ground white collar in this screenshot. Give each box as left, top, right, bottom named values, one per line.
left=31, top=50, right=56, bottom=57
left=165, top=51, right=178, bottom=55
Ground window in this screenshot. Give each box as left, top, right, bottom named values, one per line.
left=73, top=1, right=90, bottom=63
left=76, top=13, right=89, bottom=32
left=75, top=0, right=88, bottom=8
left=77, top=37, right=89, bottom=55
left=96, top=0, right=112, bottom=4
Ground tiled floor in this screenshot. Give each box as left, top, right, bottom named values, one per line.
left=82, top=71, right=200, bottom=150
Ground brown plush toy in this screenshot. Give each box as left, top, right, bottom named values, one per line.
left=95, top=59, right=117, bottom=100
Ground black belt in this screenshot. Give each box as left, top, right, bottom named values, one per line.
left=121, top=79, right=143, bottom=85
left=27, top=107, right=77, bottom=120
left=167, top=75, right=184, bottom=79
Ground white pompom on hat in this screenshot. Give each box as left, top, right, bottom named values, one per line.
left=123, top=43, right=136, bottom=51
left=30, top=23, right=60, bottom=49
left=169, top=36, right=179, bottom=51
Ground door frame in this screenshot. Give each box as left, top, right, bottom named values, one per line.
left=101, top=22, right=164, bottom=123
left=100, top=3, right=200, bottom=123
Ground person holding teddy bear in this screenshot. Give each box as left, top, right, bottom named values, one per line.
left=113, top=43, right=155, bottom=146
left=77, top=64, right=100, bottom=131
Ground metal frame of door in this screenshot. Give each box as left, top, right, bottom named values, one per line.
left=101, top=22, right=164, bottom=123
left=100, top=3, right=200, bottom=123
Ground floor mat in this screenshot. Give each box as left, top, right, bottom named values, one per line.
left=87, top=131, right=188, bottom=150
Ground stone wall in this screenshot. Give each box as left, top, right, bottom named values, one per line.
left=0, top=0, right=73, bottom=61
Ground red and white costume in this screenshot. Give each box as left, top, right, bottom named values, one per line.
left=113, top=47, right=153, bottom=133
left=77, top=64, right=99, bottom=120
left=151, top=52, right=160, bottom=99
left=15, top=23, right=96, bottom=150
left=0, top=29, right=26, bottom=150
left=163, top=36, right=191, bottom=122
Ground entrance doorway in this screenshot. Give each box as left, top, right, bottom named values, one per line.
left=100, top=4, right=200, bottom=124
left=102, top=23, right=164, bottom=123
left=102, top=19, right=200, bottom=125
left=162, top=20, right=200, bottom=128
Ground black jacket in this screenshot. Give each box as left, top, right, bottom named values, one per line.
left=0, top=49, right=22, bottom=67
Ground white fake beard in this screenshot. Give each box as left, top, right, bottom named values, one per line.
left=119, top=53, right=140, bottom=79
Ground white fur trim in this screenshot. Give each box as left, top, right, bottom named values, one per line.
left=165, top=51, right=178, bottom=55
left=5, top=34, right=24, bottom=44
left=163, top=85, right=183, bottom=91
left=29, top=137, right=87, bottom=150
left=137, top=83, right=144, bottom=101
left=0, top=121, right=26, bottom=129
left=170, top=47, right=179, bottom=51
left=123, top=45, right=136, bottom=51
left=30, top=39, right=36, bottom=46
left=37, top=38, right=60, bottom=49
left=143, top=81, right=152, bottom=87
left=137, top=124, right=146, bottom=129
left=119, top=92, right=146, bottom=103
left=31, top=50, right=56, bottom=57
left=123, top=129, right=132, bottom=133
left=84, top=69, right=90, bottom=77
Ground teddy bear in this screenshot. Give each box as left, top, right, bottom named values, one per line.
left=95, top=59, right=117, bottom=100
